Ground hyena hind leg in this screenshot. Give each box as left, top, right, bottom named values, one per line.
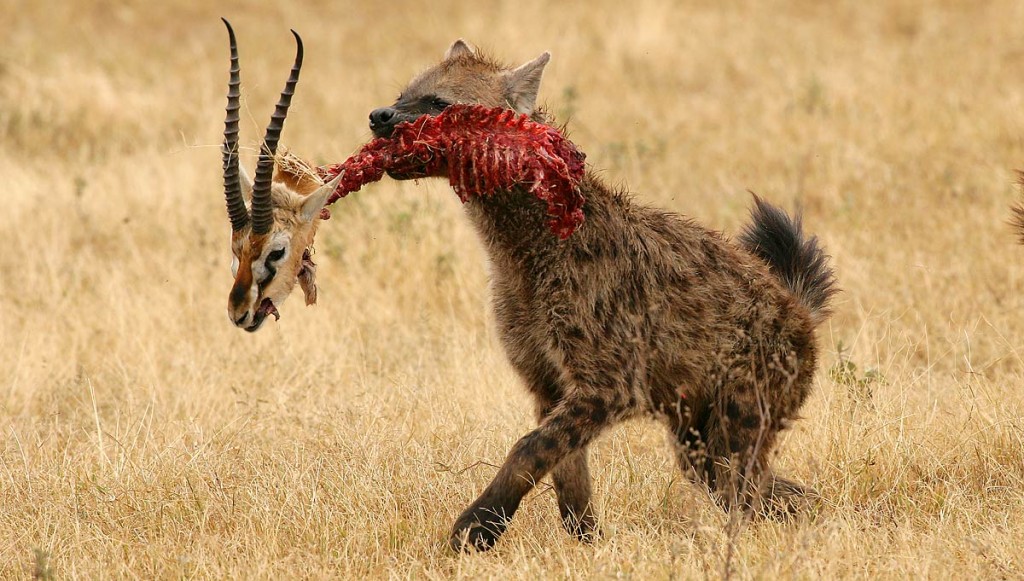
left=670, top=397, right=819, bottom=520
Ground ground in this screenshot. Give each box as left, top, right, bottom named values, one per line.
left=2, top=0, right=1024, bottom=578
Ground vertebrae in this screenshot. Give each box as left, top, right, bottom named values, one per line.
left=317, top=104, right=588, bottom=239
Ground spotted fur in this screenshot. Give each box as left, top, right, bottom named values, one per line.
left=371, top=40, right=839, bottom=552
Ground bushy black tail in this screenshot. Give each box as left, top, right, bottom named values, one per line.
left=738, top=194, right=838, bottom=325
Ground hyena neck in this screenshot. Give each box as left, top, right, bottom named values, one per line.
left=464, top=173, right=622, bottom=264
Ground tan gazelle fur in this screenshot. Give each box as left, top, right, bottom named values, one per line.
left=220, top=19, right=340, bottom=332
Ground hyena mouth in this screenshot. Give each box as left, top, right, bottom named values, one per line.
left=377, top=114, right=433, bottom=180
left=246, top=298, right=280, bottom=332
left=386, top=168, right=429, bottom=181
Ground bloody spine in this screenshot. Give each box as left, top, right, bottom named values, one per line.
left=317, top=105, right=587, bottom=239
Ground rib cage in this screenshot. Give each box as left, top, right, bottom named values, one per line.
left=318, top=105, right=587, bottom=239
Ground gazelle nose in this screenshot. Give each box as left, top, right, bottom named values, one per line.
left=234, top=312, right=250, bottom=327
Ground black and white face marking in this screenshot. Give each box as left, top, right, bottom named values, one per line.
left=226, top=172, right=341, bottom=333
left=252, top=232, right=291, bottom=288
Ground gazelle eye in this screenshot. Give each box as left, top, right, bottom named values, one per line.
left=267, top=248, right=286, bottom=262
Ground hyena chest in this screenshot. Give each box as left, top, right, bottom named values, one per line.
left=489, top=277, right=563, bottom=369
left=487, top=266, right=650, bottom=405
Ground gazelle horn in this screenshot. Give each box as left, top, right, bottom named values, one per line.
left=250, top=29, right=304, bottom=235
left=221, top=18, right=249, bottom=232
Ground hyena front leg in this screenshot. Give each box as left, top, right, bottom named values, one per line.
left=534, top=397, right=599, bottom=541
left=551, top=450, right=599, bottom=541
left=450, top=396, right=617, bottom=552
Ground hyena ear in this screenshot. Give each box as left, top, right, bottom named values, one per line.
left=444, top=39, right=476, bottom=60
left=299, top=173, right=343, bottom=223
left=504, top=52, right=550, bottom=115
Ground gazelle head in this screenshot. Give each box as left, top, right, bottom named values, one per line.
left=220, top=19, right=341, bottom=332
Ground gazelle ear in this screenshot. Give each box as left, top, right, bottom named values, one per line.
left=300, top=173, right=342, bottom=223
left=240, top=165, right=255, bottom=200
left=297, top=251, right=318, bottom=306
left=504, top=51, right=550, bottom=115
left=444, top=39, right=475, bottom=60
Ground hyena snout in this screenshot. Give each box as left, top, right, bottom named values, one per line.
left=369, top=106, right=402, bottom=138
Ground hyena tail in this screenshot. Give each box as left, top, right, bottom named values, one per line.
left=738, top=193, right=838, bottom=326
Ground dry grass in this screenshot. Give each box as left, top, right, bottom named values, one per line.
left=3, top=0, right=1024, bottom=578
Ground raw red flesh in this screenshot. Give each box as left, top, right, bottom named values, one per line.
left=316, top=104, right=587, bottom=239
left=257, top=298, right=280, bottom=321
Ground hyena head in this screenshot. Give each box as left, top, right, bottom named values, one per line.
left=368, top=39, right=551, bottom=140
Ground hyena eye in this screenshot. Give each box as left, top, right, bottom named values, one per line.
left=431, top=97, right=451, bottom=110
left=267, top=248, right=286, bottom=263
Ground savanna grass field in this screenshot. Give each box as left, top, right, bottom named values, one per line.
left=4, top=0, right=1024, bottom=578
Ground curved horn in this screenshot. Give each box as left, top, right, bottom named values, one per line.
left=250, top=29, right=304, bottom=235
left=221, top=18, right=249, bottom=232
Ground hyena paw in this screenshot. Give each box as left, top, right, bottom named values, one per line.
left=762, top=476, right=821, bottom=519
left=561, top=510, right=600, bottom=543
left=449, top=506, right=510, bottom=553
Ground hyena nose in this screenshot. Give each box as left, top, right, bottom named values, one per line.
left=369, top=107, right=398, bottom=132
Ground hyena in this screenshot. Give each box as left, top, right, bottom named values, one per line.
left=369, top=40, right=838, bottom=552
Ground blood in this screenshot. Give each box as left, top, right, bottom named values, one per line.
left=316, top=104, right=587, bottom=239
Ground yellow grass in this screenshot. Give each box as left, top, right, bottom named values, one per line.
left=3, top=0, right=1024, bottom=578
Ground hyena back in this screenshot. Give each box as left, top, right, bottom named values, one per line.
left=371, top=40, right=838, bottom=552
